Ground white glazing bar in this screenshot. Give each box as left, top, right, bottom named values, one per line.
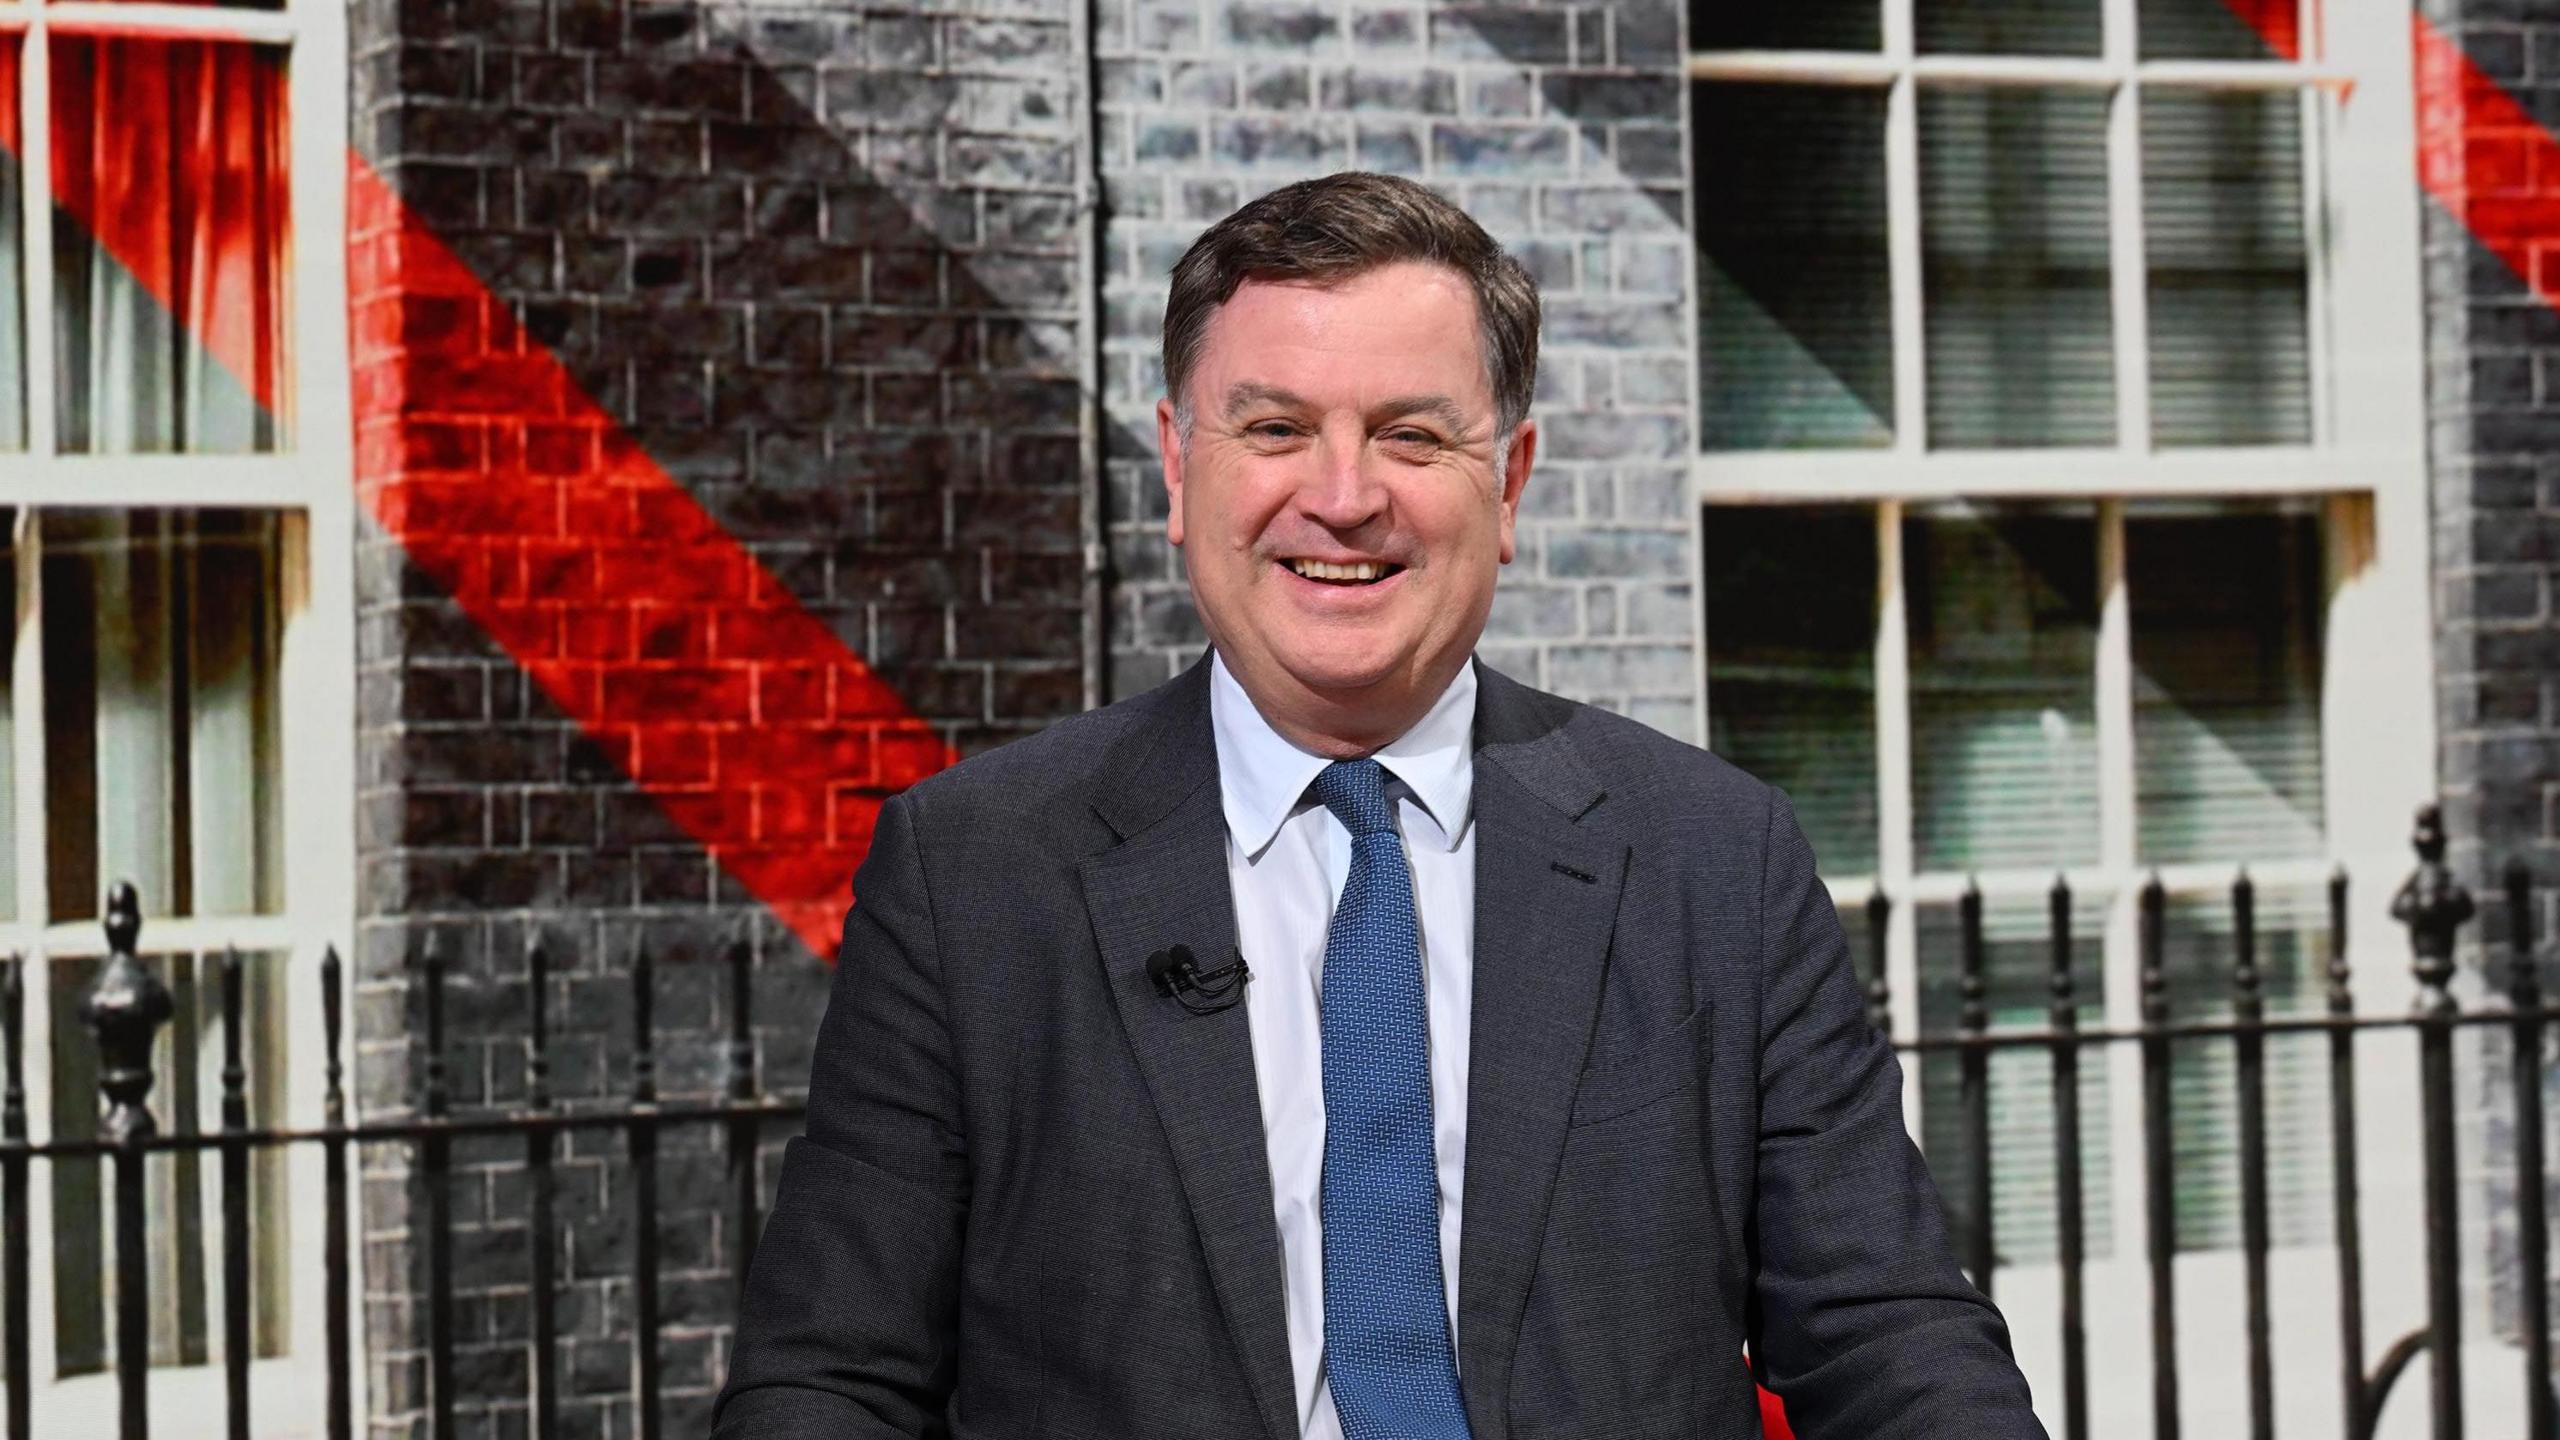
left=2092, top=498, right=2155, bottom=1285
left=1693, top=444, right=2393, bottom=499
left=2135, top=59, right=2348, bottom=90
left=1872, top=502, right=1925, bottom=1137
left=2095, top=502, right=2137, bottom=887
left=0, top=456, right=325, bottom=507
left=43, top=4, right=294, bottom=45
left=2106, top=99, right=2151, bottom=453
left=10, top=508, right=58, bottom=1392
left=1686, top=54, right=2344, bottom=89
left=1884, top=77, right=1926, bottom=454
left=1686, top=51, right=1897, bottom=85
left=21, top=12, right=53, bottom=466
left=2301, top=82, right=2340, bottom=448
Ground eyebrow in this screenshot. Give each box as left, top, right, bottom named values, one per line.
left=1220, top=382, right=1473, bottom=432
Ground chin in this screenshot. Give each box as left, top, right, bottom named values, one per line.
left=1274, top=649, right=1407, bottom=700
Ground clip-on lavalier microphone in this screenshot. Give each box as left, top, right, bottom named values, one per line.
left=1146, top=944, right=1251, bottom=1015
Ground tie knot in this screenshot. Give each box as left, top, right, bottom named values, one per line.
left=1313, top=758, right=1397, bottom=840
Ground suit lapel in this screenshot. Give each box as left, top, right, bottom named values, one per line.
left=1079, top=662, right=1299, bottom=1440
left=1455, top=665, right=1627, bottom=1439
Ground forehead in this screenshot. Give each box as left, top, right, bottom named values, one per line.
left=1191, top=261, right=1490, bottom=408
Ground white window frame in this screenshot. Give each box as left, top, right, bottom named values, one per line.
left=0, top=0, right=355, bottom=1433
left=1689, top=2, right=2451, bottom=1432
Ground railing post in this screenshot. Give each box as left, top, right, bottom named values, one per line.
left=1864, top=889, right=1892, bottom=1036
left=2231, top=871, right=2274, bottom=1440
left=2049, top=875, right=2087, bottom=1440
left=217, top=947, right=250, bottom=1440
left=320, top=945, right=352, bottom=1440
left=2507, top=859, right=2553, bottom=1440
left=2327, top=868, right=2370, bottom=1440
left=2393, top=802, right=2474, bottom=1440
left=1, top=954, right=28, bottom=1440
left=1958, top=880, right=1993, bottom=1300
left=79, top=882, right=170, bottom=1440
left=2140, top=873, right=2179, bottom=1440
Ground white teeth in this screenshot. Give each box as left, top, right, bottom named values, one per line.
left=1288, top=559, right=1388, bottom=582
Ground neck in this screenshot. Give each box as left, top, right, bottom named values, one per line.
left=1223, top=652, right=1466, bottom=760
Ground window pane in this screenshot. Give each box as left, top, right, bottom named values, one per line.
left=1696, top=84, right=1893, bottom=452
left=2160, top=885, right=2333, bottom=1253
left=2141, top=0, right=2300, bottom=61
left=2143, top=89, right=2312, bottom=447
left=1917, top=888, right=2114, bottom=1266
left=1909, top=507, right=2100, bottom=873
left=1705, top=505, right=1879, bottom=876
left=1917, top=0, right=2101, bottom=57
left=1920, top=88, right=2115, bottom=448
left=2130, top=507, right=2325, bottom=865
left=1692, top=0, right=1880, bottom=51
left=53, top=39, right=290, bottom=454
left=44, top=510, right=285, bottom=922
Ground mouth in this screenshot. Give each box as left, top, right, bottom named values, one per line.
left=1281, top=557, right=1406, bottom=587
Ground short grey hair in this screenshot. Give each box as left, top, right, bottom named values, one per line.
left=1161, top=172, right=1541, bottom=450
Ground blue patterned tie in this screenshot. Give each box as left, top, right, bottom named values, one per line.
left=1312, top=759, right=1472, bottom=1440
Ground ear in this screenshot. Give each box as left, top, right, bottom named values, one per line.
left=1496, top=418, right=1536, bottom=566
left=1157, top=396, right=1187, bottom=547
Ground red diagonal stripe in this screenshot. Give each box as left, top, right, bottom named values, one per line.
left=2409, top=14, right=2560, bottom=312
left=2222, top=0, right=2302, bottom=61
left=24, top=55, right=956, bottom=957
left=347, top=155, right=952, bottom=958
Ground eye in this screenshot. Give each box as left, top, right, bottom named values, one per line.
left=1248, top=420, right=1303, bottom=441
left=1381, top=427, right=1443, bottom=449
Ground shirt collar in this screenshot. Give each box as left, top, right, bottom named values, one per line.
left=1210, top=651, right=1478, bottom=859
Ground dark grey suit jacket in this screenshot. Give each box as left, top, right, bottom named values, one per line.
left=713, top=658, right=2044, bottom=1439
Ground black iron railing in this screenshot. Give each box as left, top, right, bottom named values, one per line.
left=4, top=883, right=802, bottom=1440
left=1865, top=803, right=2553, bottom=1440
left=8, top=800, right=2560, bottom=1438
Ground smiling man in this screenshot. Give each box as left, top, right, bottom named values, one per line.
left=714, top=172, right=2046, bottom=1439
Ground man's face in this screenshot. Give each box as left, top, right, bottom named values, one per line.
left=1157, top=260, right=1535, bottom=740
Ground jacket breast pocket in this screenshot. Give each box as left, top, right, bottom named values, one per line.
left=1568, top=1000, right=1712, bottom=1127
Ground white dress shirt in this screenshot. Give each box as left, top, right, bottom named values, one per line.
left=1209, top=652, right=1477, bottom=1440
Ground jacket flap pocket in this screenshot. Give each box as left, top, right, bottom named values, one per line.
left=1568, top=999, right=1712, bottom=1126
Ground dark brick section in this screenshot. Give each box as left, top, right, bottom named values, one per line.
left=349, top=0, right=1087, bottom=1432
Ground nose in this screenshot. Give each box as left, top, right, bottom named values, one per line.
left=1298, top=430, right=1389, bottom=532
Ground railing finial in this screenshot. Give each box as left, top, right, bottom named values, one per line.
left=79, top=880, right=171, bottom=1146
left=2392, top=802, right=2475, bottom=1018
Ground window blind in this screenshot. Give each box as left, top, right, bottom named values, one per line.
left=1705, top=505, right=1880, bottom=876
left=1695, top=83, right=1894, bottom=452
left=2143, top=89, right=2313, bottom=448
left=1691, top=0, right=1879, bottom=52
left=1919, top=87, right=2116, bottom=449
left=1917, top=0, right=2101, bottom=60
left=2128, top=508, right=2326, bottom=865
left=1907, top=507, right=2103, bottom=874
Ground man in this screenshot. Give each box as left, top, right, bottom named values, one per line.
left=715, top=172, right=2044, bottom=1438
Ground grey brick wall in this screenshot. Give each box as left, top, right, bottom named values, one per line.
left=1094, top=0, right=1703, bottom=739
left=2423, top=0, right=2560, bottom=915
left=349, top=0, right=1088, bottom=1431
left=2417, top=0, right=2560, bottom=1351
